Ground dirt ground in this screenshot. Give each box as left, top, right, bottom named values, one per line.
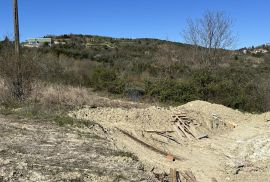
left=70, top=100, right=270, bottom=182
left=0, top=117, right=157, bottom=182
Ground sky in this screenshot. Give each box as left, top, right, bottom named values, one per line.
left=0, top=0, right=269, bottom=48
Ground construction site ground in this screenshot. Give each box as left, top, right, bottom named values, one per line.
left=1, top=100, right=270, bottom=181
left=70, top=100, right=270, bottom=182
left=0, top=117, right=156, bottom=182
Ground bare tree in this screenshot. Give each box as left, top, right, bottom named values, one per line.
left=183, top=10, right=236, bottom=65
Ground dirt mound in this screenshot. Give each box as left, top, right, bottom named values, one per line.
left=178, top=100, right=249, bottom=122
left=70, top=100, right=270, bottom=182
left=70, top=100, right=247, bottom=137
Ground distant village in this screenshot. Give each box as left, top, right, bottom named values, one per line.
left=22, top=37, right=69, bottom=48
left=241, top=43, right=270, bottom=55
left=22, top=36, right=116, bottom=49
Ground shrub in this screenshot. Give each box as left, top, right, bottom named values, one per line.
left=124, top=85, right=145, bottom=101
left=145, top=79, right=198, bottom=104
left=91, top=67, right=117, bottom=90
left=31, top=84, right=92, bottom=110
left=0, top=45, right=38, bottom=101
left=107, top=80, right=126, bottom=94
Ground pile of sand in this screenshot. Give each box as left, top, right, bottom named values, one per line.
left=69, top=100, right=270, bottom=182
left=69, top=100, right=252, bottom=137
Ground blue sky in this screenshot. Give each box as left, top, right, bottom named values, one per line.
left=0, top=0, right=269, bottom=48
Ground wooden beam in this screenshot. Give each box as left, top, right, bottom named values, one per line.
left=117, top=128, right=186, bottom=161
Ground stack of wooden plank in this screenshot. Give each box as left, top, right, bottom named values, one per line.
left=172, top=112, right=197, bottom=140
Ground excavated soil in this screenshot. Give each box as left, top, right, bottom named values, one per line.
left=70, top=100, right=270, bottom=182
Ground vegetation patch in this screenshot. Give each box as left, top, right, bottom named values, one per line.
left=1, top=35, right=270, bottom=113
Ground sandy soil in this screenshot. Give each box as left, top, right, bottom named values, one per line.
left=70, top=100, right=270, bottom=182
left=0, top=117, right=156, bottom=182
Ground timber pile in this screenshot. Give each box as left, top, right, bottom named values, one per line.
left=172, top=112, right=197, bottom=140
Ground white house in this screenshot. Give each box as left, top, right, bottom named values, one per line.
left=250, top=48, right=268, bottom=54
left=24, top=38, right=52, bottom=48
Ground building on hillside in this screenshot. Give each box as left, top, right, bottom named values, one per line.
left=54, top=40, right=67, bottom=45
left=250, top=48, right=268, bottom=54
left=53, top=38, right=70, bottom=45
left=24, top=38, right=52, bottom=48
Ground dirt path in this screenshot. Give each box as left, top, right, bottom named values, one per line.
left=0, top=117, right=156, bottom=182
left=71, top=100, right=270, bottom=182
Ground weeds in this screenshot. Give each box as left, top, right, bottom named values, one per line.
left=0, top=101, right=94, bottom=128
left=111, top=151, right=139, bottom=161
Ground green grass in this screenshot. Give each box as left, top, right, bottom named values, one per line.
left=77, top=132, right=103, bottom=140
left=111, top=150, right=139, bottom=161
left=0, top=107, right=15, bottom=116
left=0, top=102, right=95, bottom=128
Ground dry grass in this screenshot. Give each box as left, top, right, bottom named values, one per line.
left=30, top=82, right=145, bottom=111
left=0, top=78, right=15, bottom=105
left=0, top=78, right=145, bottom=113
left=0, top=79, right=7, bottom=103
left=31, top=83, right=91, bottom=109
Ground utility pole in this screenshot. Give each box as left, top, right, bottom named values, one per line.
left=13, top=0, right=20, bottom=56
left=13, top=0, right=23, bottom=99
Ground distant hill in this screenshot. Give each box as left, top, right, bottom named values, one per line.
left=43, top=34, right=200, bottom=66
left=11, top=34, right=270, bottom=113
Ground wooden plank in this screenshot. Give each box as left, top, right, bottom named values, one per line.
left=198, top=134, right=209, bottom=140
left=173, top=169, right=177, bottom=182
left=169, top=168, right=174, bottom=182
left=173, top=125, right=186, bottom=138
left=175, top=112, right=187, bottom=116
left=179, top=117, right=189, bottom=120
left=185, top=170, right=197, bottom=182
left=169, top=168, right=177, bottom=182
left=158, top=133, right=181, bottom=144
left=179, top=171, right=195, bottom=182
left=183, top=125, right=197, bottom=139
left=117, top=128, right=186, bottom=161
left=176, top=123, right=189, bottom=139
left=144, top=130, right=180, bottom=144
left=176, top=171, right=181, bottom=182
left=145, top=130, right=175, bottom=133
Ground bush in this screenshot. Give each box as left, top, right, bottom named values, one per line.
left=191, top=69, right=218, bottom=100
left=107, top=80, right=126, bottom=94
left=124, top=85, right=145, bottom=101
left=145, top=79, right=198, bottom=104
left=91, top=67, right=117, bottom=90
left=0, top=45, right=38, bottom=101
